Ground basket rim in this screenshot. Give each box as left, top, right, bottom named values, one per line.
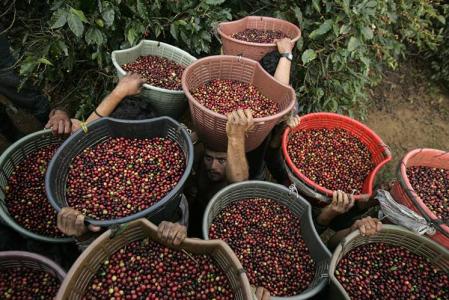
left=281, top=112, right=392, bottom=200
left=0, top=250, right=67, bottom=280
left=182, top=55, right=296, bottom=122
left=0, top=129, right=74, bottom=243
left=328, top=224, right=449, bottom=300
left=45, top=116, right=194, bottom=227
left=398, top=148, right=449, bottom=232
left=218, top=16, right=301, bottom=46
left=111, top=39, right=197, bottom=94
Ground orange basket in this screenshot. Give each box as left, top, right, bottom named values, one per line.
left=182, top=55, right=296, bottom=152
left=390, top=148, right=449, bottom=249
left=218, top=16, right=301, bottom=61
left=282, top=113, right=392, bottom=201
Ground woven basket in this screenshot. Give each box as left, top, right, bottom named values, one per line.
left=282, top=113, right=392, bottom=202
left=0, top=250, right=66, bottom=282
left=0, top=130, right=73, bottom=243
left=329, top=224, right=449, bottom=300
left=57, top=218, right=252, bottom=300
left=112, top=40, right=197, bottom=119
left=390, top=148, right=449, bottom=249
left=182, top=55, right=296, bottom=152
left=218, top=16, right=301, bottom=61
left=203, top=180, right=331, bottom=300
left=45, top=117, right=194, bottom=227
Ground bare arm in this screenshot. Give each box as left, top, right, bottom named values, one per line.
left=273, top=38, right=295, bottom=85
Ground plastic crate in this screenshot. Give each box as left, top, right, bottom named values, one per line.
left=45, top=117, right=193, bottom=227
left=112, top=40, right=197, bottom=119
left=182, top=55, right=296, bottom=152
left=56, top=218, right=253, bottom=300
left=282, top=113, right=391, bottom=201
left=218, top=16, right=301, bottom=61
left=328, top=225, right=449, bottom=300
left=390, top=148, right=449, bottom=249
left=202, top=180, right=331, bottom=300
left=0, top=130, right=73, bottom=243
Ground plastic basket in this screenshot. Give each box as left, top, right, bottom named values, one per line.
left=45, top=117, right=193, bottom=227
left=111, top=40, right=197, bottom=119
left=328, top=224, right=449, bottom=300
left=218, top=16, right=301, bottom=61
left=390, top=148, right=449, bottom=249
left=202, top=180, right=331, bottom=300
left=0, top=130, right=73, bottom=243
left=182, top=55, right=296, bottom=152
left=56, top=218, right=252, bottom=300
left=282, top=113, right=392, bottom=201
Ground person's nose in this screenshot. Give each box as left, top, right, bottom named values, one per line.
left=211, top=158, right=220, bottom=170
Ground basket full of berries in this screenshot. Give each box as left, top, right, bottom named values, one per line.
left=112, top=40, right=197, bottom=119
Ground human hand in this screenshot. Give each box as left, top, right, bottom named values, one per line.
left=226, top=109, right=254, bottom=139
left=275, top=37, right=294, bottom=53
left=57, top=207, right=101, bottom=237
left=157, top=221, right=187, bottom=247
left=114, top=72, right=144, bottom=98
left=286, top=114, right=300, bottom=128
left=45, top=109, right=71, bottom=135
left=255, top=287, right=271, bottom=300
left=317, top=191, right=355, bottom=226
left=350, top=217, right=382, bottom=237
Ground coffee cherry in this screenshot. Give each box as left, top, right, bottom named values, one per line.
left=5, top=144, right=65, bottom=238
left=335, top=242, right=449, bottom=299
left=121, top=55, right=185, bottom=90
left=66, top=137, right=185, bottom=220
left=83, top=238, right=235, bottom=299
left=0, top=267, right=60, bottom=299
left=232, top=29, right=288, bottom=43
left=210, top=198, right=315, bottom=297
left=407, top=166, right=449, bottom=223
left=191, top=79, right=280, bottom=118
left=287, top=128, right=374, bottom=194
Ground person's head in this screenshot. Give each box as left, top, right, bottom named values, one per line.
left=259, top=51, right=281, bottom=76
left=110, top=96, right=155, bottom=120
left=203, top=148, right=227, bottom=182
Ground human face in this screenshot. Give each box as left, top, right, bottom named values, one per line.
left=203, top=148, right=227, bottom=182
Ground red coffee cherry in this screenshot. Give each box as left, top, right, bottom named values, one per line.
left=232, top=29, right=288, bottom=43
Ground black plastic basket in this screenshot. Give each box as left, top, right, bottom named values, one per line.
left=202, top=180, right=331, bottom=300
left=45, top=117, right=193, bottom=227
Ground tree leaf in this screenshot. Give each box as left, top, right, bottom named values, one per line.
left=37, top=58, right=53, bottom=65
left=293, top=6, right=303, bottom=26
left=361, top=26, right=373, bottom=40
left=67, top=12, right=84, bottom=37
left=127, top=27, right=138, bottom=45
left=340, top=24, right=351, bottom=35
left=102, top=9, right=115, bottom=27
left=136, top=0, right=148, bottom=19
left=69, top=7, right=88, bottom=23
left=50, top=9, right=67, bottom=29
left=301, top=49, right=317, bottom=65
left=19, top=61, right=37, bottom=75
left=312, top=0, right=321, bottom=13
left=170, top=23, right=178, bottom=39
left=85, top=27, right=104, bottom=46
left=437, top=15, right=446, bottom=25
left=205, top=0, right=225, bottom=5
left=309, top=19, right=333, bottom=39
left=347, top=37, right=360, bottom=52
left=57, top=40, right=68, bottom=56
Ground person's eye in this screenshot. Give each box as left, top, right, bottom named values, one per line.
left=219, top=159, right=226, bottom=165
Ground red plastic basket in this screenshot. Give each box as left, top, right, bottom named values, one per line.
left=390, top=149, right=449, bottom=249
left=218, top=16, right=301, bottom=61
left=182, top=55, right=296, bottom=152
left=282, top=113, right=392, bottom=200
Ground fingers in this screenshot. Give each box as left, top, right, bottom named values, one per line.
left=64, top=119, right=71, bottom=135
left=347, top=194, right=355, bottom=210
left=88, top=224, right=102, bottom=232
left=255, top=287, right=270, bottom=300
left=157, top=221, right=168, bottom=241
left=57, top=207, right=87, bottom=237
left=236, top=109, right=247, bottom=125
left=356, top=217, right=382, bottom=236
left=157, top=222, right=186, bottom=247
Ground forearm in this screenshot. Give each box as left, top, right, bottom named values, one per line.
left=273, top=57, right=291, bottom=85
left=316, top=209, right=338, bottom=227
left=86, top=89, right=125, bottom=123
left=226, top=136, right=249, bottom=182
left=327, top=227, right=352, bottom=250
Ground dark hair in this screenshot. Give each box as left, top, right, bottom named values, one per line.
left=110, top=96, right=156, bottom=120
left=259, top=51, right=281, bottom=76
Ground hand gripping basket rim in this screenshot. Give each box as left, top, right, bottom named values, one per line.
left=0, top=250, right=67, bottom=281
left=45, top=117, right=194, bottom=227
left=202, top=180, right=332, bottom=300
left=397, top=148, right=449, bottom=235
left=282, top=112, right=392, bottom=200
left=181, top=55, right=296, bottom=122
left=111, top=39, right=197, bottom=94
left=56, top=218, right=253, bottom=300
left=328, top=224, right=449, bottom=300
left=0, top=130, right=74, bottom=243
left=217, top=16, right=302, bottom=47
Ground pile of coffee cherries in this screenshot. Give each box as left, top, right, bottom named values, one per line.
left=121, top=55, right=185, bottom=90
left=335, top=242, right=449, bottom=299
left=66, top=137, right=185, bottom=220
left=5, top=144, right=65, bottom=238
left=232, top=29, right=287, bottom=43
left=83, top=238, right=234, bottom=299
left=287, top=128, right=374, bottom=193
left=407, top=166, right=449, bottom=222
left=192, top=79, right=279, bottom=118
left=0, top=266, right=60, bottom=299
left=210, top=198, right=315, bottom=297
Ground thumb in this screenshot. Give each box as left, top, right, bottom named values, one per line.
left=88, top=224, right=101, bottom=232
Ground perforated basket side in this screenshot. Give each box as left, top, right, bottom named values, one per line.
left=0, top=130, right=73, bottom=243
left=202, top=181, right=331, bottom=300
